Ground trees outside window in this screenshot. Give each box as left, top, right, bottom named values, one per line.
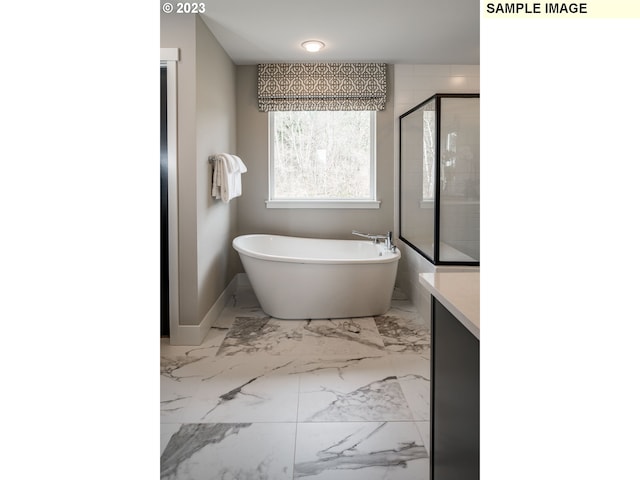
left=269, top=111, right=375, bottom=200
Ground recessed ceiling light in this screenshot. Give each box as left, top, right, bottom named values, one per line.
left=301, top=40, right=325, bottom=53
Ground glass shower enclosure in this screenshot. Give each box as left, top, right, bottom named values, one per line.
left=399, top=93, right=479, bottom=265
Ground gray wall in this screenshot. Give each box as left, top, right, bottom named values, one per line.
left=161, top=14, right=239, bottom=326
left=235, top=65, right=396, bottom=241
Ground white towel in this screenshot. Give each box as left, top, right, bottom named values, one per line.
left=211, top=153, right=247, bottom=203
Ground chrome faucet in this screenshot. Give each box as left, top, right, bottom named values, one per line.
left=352, top=230, right=396, bottom=252
left=385, top=231, right=396, bottom=252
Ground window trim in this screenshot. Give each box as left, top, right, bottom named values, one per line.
left=265, top=199, right=380, bottom=209
left=267, top=111, right=379, bottom=209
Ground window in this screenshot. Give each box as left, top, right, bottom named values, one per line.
left=267, top=111, right=379, bottom=208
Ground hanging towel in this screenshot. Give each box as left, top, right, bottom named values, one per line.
left=211, top=153, right=247, bottom=203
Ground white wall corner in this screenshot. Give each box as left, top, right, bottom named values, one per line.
left=169, top=275, right=239, bottom=346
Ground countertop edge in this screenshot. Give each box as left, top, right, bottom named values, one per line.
left=419, top=272, right=480, bottom=340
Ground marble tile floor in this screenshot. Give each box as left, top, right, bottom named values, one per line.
left=161, top=284, right=431, bottom=480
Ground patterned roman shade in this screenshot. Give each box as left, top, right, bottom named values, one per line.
left=257, top=63, right=387, bottom=111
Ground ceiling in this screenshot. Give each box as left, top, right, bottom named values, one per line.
left=198, top=0, right=479, bottom=65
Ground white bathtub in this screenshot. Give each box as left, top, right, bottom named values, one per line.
left=232, top=234, right=401, bottom=319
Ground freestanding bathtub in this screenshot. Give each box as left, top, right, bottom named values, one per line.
left=232, top=234, right=401, bottom=319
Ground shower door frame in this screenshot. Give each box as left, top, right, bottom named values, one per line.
left=399, top=93, right=480, bottom=267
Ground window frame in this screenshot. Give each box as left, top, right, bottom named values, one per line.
left=266, top=111, right=380, bottom=209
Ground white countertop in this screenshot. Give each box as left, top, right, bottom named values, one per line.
left=419, top=272, right=480, bottom=339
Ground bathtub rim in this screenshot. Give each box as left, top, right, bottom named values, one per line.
left=232, top=234, right=401, bottom=265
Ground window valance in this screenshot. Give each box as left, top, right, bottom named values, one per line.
left=257, top=63, right=387, bottom=111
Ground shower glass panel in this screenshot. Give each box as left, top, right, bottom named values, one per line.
left=439, top=97, right=480, bottom=262
left=399, top=93, right=479, bottom=266
left=400, top=98, right=436, bottom=259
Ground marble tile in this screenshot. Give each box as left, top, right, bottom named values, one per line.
left=415, top=421, right=431, bottom=457
left=231, top=283, right=262, bottom=308
left=387, top=292, right=422, bottom=319
left=160, top=326, right=229, bottom=362
left=293, top=422, right=429, bottom=479
left=161, top=353, right=222, bottom=423
left=217, top=316, right=386, bottom=357
left=161, top=376, right=198, bottom=423
left=211, top=307, right=243, bottom=329
left=390, top=354, right=431, bottom=421
left=297, top=356, right=413, bottom=422
left=391, top=286, right=410, bottom=301
left=159, top=283, right=433, bottom=479
left=212, top=284, right=266, bottom=328
left=180, top=354, right=300, bottom=423
left=161, top=423, right=181, bottom=454
left=374, top=314, right=430, bottom=354
left=216, top=316, right=307, bottom=356
left=161, top=422, right=296, bottom=480
left=300, top=318, right=386, bottom=356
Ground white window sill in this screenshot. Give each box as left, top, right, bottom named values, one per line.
left=266, top=200, right=381, bottom=209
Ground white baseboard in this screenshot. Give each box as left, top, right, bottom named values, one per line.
left=169, top=275, right=239, bottom=346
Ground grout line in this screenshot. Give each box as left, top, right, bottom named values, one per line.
left=292, top=372, right=301, bottom=479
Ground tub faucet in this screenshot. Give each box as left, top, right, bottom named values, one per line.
left=352, top=230, right=396, bottom=252
left=385, top=231, right=396, bottom=252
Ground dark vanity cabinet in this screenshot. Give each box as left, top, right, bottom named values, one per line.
left=425, top=279, right=479, bottom=480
